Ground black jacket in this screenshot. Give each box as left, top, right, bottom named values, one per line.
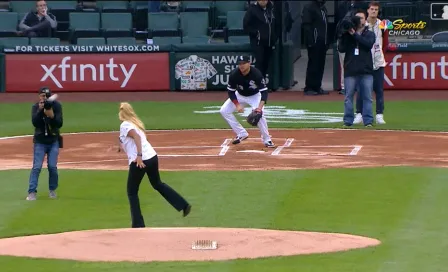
left=337, top=26, right=375, bottom=77
left=31, top=101, right=63, bottom=144
left=243, top=1, right=281, bottom=47
left=302, top=0, right=329, bottom=47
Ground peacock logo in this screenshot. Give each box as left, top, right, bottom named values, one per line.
left=379, top=19, right=393, bottom=29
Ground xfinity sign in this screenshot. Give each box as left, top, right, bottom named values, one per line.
left=384, top=52, right=448, bottom=90
left=40, top=56, right=137, bottom=88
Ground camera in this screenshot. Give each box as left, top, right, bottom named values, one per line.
left=337, top=13, right=361, bottom=37
left=39, top=87, right=54, bottom=110
left=43, top=99, right=53, bottom=110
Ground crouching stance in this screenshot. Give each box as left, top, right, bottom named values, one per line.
left=118, top=102, right=191, bottom=228
left=219, top=56, right=275, bottom=148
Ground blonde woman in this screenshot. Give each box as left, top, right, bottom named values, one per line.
left=117, top=102, right=191, bottom=228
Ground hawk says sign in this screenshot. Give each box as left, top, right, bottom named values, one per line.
left=174, top=53, right=270, bottom=91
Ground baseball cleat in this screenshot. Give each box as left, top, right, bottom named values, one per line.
left=232, top=135, right=249, bottom=145
left=264, top=141, right=275, bottom=148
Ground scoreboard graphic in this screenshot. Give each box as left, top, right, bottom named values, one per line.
left=431, top=3, right=448, bottom=20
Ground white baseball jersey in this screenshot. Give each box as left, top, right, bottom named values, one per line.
left=367, top=18, right=386, bottom=70
left=174, top=55, right=218, bottom=90
left=119, top=121, right=157, bottom=165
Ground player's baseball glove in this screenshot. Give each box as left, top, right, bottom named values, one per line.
left=246, top=109, right=262, bottom=126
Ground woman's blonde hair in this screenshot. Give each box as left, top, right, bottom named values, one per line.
left=119, top=102, right=146, bottom=132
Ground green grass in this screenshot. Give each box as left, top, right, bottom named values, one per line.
left=0, top=167, right=448, bottom=271
left=0, top=100, right=447, bottom=137
left=0, top=99, right=447, bottom=271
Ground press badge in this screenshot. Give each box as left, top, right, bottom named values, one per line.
left=354, top=48, right=359, bottom=55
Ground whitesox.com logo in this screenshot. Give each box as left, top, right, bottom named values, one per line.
left=40, top=56, right=137, bottom=88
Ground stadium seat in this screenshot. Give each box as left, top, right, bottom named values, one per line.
left=213, top=1, right=247, bottom=28
left=30, top=37, right=60, bottom=45
left=9, top=1, right=35, bottom=13
left=107, top=37, right=137, bottom=45
left=179, top=12, right=211, bottom=38
left=17, top=12, right=28, bottom=23
left=223, top=10, right=246, bottom=41
left=101, top=13, right=134, bottom=38
left=0, top=12, right=19, bottom=37
left=47, top=1, right=78, bottom=25
left=181, top=1, right=212, bottom=12
left=130, top=0, right=148, bottom=31
left=0, top=37, right=29, bottom=47
left=147, top=12, right=180, bottom=38
left=227, top=35, right=249, bottom=44
left=68, top=12, right=101, bottom=44
left=96, top=1, right=130, bottom=13
left=152, top=36, right=182, bottom=45
left=182, top=36, right=210, bottom=44
left=76, top=37, right=106, bottom=46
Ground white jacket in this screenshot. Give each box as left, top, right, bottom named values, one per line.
left=366, top=18, right=386, bottom=70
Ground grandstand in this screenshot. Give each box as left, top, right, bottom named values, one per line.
left=0, top=0, right=257, bottom=46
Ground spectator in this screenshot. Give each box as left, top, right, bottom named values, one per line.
left=148, top=0, right=161, bottom=12
left=18, top=0, right=57, bottom=38
left=337, top=9, right=375, bottom=127
left=336, top=0, right=368, bottom=95
left=354, top=1, right=387, bottom=125
left=302, top=0, right=330, bottom=96
left=243, top=0, right=281, bottom=89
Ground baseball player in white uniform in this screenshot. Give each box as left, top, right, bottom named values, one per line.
left=219, top=56, right=275, bottom=148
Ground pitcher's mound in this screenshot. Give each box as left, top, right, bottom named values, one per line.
left=0, top=227, right=381, bottom=262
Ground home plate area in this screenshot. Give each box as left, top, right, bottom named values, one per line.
left=226, top=137, right=361, bottom=157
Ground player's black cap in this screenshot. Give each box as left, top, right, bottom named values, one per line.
left=238, top=55, right=251, bottom=63
left=39, top=87, right=52, bottom=97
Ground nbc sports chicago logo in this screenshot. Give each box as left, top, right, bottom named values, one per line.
left=379, top=19, right=426, bottom=36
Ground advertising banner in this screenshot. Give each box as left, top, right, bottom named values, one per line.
left=2, top=44, right=163, bottom=54
left=5, top=53, right=169, bottom=92
left=173, top=52, right=271, bottom=91
left=384, top=52, right=448, bottom=90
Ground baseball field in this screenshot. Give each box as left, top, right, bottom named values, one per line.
left=0, top=90, right=447, bottom=271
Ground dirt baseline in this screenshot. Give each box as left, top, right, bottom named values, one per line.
left=0, top=129, right=447, bottom=171
left=0, top=227, right=381, bottom=262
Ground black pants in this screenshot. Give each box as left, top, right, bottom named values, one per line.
left=305, top=42, right=327, bottom=91
left=127, top=155, right=189, bottom=228
left=251, top=43, right=274, bottom=80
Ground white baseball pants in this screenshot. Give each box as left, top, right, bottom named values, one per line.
left=220, top=92, right=271, bottom=142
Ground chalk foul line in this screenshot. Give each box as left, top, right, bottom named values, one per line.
left=219, top=138, right=231, bottom=156
left=349, top=145, right=363, bottom=156
left=271, top=138, right=295, bottom=156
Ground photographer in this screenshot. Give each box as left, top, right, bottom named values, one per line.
left=26, top=87, right=63, bottom=201
left=336, top=0, right=368, bottom=94
left=337, top=10, right=375, bottom=127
